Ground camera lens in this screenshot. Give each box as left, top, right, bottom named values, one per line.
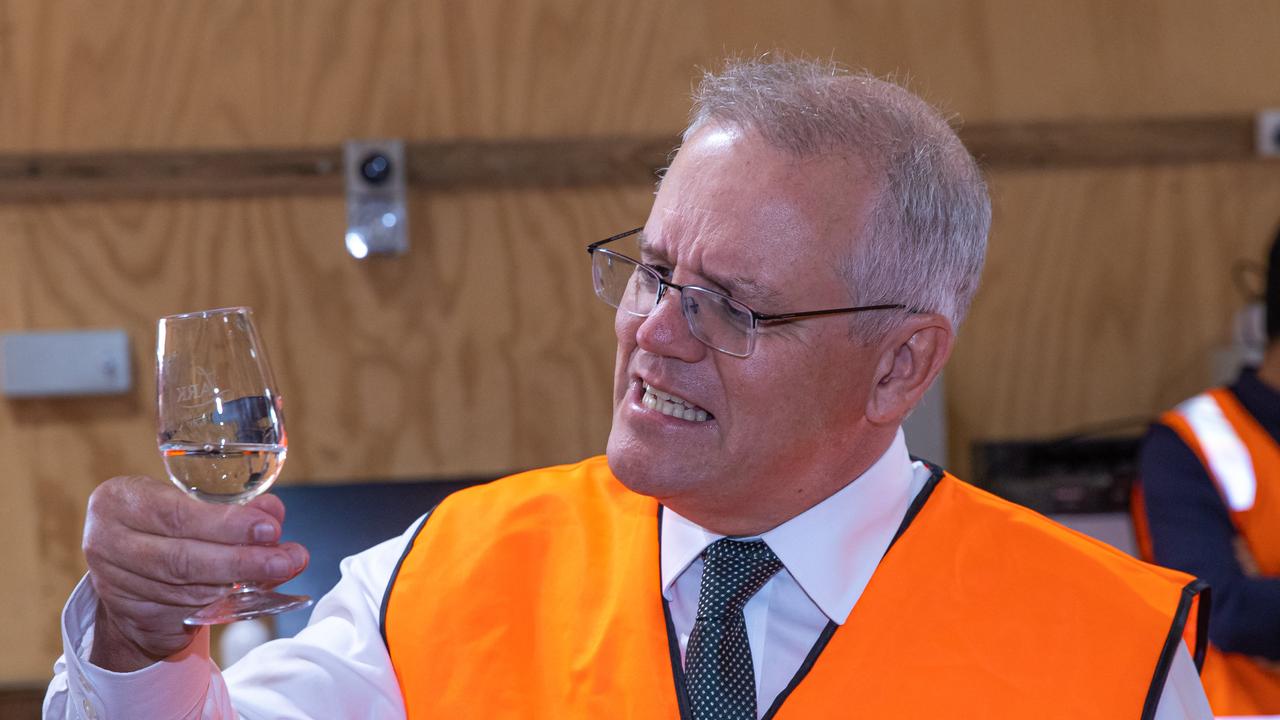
left=360, top=153, right=392, bottom=185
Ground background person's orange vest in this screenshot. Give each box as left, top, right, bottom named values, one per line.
left=386, top=456, right=1203, bottom=719
left=1134, top=387, right=1280, bottom=715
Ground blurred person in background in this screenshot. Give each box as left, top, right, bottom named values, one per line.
left=47, top=56, right=1212, bottom=719
left=1135, top=223, right=1280, bottom=716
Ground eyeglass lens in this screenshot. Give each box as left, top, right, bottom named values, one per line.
left=592, top=249, right=755, bottom=357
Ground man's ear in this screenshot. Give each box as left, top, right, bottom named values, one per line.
left=865, top=313, right=954, bottom=427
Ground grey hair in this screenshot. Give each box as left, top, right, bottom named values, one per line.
left=682, top=56, right=991, bottom=338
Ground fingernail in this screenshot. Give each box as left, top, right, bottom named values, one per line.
left=267, top=555, right=290, bottom=578
left=252, top=523, right=277, bottom=544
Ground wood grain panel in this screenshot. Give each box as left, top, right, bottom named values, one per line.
left=0, top=117, right=1264, bottom=201
left=0, top=187, right=646, bottom=680
left=0, top=685, right=42, bottom=720
left=3, top=0, right=1280, bottom=152
left=11, top=164, right=1280, bottom=680
left=0, top=137, right=677, bottom=201
left=7, top=0, right=1280, bottom=688
left=948, top=162, right=1280, bottom=477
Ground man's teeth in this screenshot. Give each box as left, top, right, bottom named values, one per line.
left=642, top=383, right=709, bottom=422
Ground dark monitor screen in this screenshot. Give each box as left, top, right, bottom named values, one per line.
left=270, top=478, right=491, bottom=637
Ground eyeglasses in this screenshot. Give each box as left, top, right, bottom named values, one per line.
left=587, top=228, right=907, bottom=358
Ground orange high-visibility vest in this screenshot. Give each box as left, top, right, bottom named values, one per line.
left=385, top=456, right=1204, bottom=719
left=1134, top=387, right=1280, bottom=714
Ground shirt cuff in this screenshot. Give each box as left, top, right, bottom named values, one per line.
left=59, top=574, right=216, bottom=720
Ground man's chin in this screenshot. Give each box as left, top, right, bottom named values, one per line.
left=605, top=433, right=650, bottom=493
left=606, top=432, right=707, bottom=501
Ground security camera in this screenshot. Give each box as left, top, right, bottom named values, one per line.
left=360, top=153, right=393, bottom=185
left=344, top=140, right=409, bottom=258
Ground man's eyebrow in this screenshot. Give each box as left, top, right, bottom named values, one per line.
left=714, top=274, right=782, bottom=303
left=633, top=232, right=658, bottom=259
left=638, top=232, right=781, bottom=301
left=692, top=258, right=781, bottom=302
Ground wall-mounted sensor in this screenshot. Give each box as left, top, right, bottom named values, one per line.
left=1257, top=110, right=1280, bottom=158
left=344, top=139, right=409, bottom=258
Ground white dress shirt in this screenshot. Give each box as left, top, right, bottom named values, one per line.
left=45, top=431, right=1213, bottom=719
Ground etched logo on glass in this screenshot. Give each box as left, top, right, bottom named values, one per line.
left=176, top=366, right=219, bottom=409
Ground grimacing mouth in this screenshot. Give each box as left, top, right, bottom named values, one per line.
left=641, top=382, right=712, bottom=422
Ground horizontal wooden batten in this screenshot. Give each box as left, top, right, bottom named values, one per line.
left=0, top=137, right=676, bottom=201
left=0, top=683, right=43, bottom=720
left=0, top=115, right=1266, bottom=202
left=963, top=115, right=1260, bottom=169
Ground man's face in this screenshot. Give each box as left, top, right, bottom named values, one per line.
left=605, top=125, right=886, bottom=530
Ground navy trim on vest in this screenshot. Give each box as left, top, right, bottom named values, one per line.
left=658, top=506, right=694, bottom=718
left=663, top=593, right=694, bottom=717
left=759, top=461, right=944, bottom=718
left=1140, top=578, right=1208, bottom=720
left=760, top=621, right=838, bottom=720
left=1192, top=580, right=1211, bottom=672
left=661, top=460, right=946, bottom=719
left=379, top=507, right=435, bottom=649
left=891, top=458, right=945, bottom=551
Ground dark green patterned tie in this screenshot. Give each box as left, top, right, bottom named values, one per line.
left=685, top=539, right=784, bottom=720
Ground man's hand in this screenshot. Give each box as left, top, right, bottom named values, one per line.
left=83, top=475, right=309, bottom=672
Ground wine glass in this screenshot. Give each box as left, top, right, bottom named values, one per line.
left=156, top=306, right=312, bottom=626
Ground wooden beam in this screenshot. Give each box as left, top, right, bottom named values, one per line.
left=0, top=115, right=1265, bottom=202
left=0, top=684, right=43, bottom=720
left=958, top=115, right=1258, bottom=169
left=0, top=147, right=341, bottom=201
left=411, top=137, right=674, bottom=190
left=0, top=137, right=676, bottom=202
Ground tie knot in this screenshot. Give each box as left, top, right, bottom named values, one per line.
left=696, top=539, right=784, bottom=619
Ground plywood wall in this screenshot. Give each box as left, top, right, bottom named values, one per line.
left=3, top=0, right=1280, bottom=683
left=954, top=163, right=1280, bottom=447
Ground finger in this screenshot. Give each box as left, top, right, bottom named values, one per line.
left=90, top=476, right=290, bottom=548
left=245, top=493, right=286, bottom=525
left=87, top=476, right=265, bottom=545
left=134, top=482, right=285, bottom=546
left=90, top=561, right=231, bottom=609
left=92, top=532, right=309, bottom=587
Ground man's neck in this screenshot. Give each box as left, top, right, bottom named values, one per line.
left=1255, top=343, right=1280, bottom=392
left=661, top=427, right=900, bottom=537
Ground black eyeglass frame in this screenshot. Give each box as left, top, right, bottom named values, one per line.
left=587, top=227, right=909, bottom=355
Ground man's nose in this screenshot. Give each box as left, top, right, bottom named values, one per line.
left=634, top=288, right=707, bottom=363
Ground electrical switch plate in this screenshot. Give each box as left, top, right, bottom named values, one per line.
left=1, top=329, right=132, bottom=397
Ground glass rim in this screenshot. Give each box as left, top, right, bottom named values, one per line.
left=160, top=306, right=254, bottom=321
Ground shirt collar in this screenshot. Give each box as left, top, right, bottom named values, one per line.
left=660, top=428, right=918, bottom=624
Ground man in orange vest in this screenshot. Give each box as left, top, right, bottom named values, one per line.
left=1134, top=227, right=1280, bottom=715
left=48, top=57, right=1213, bottom=719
